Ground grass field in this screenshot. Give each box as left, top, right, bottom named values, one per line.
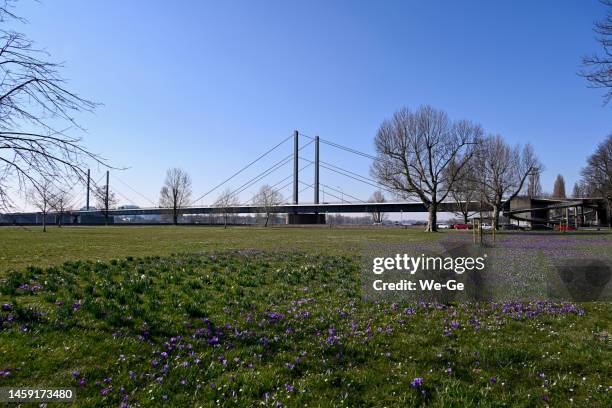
left=0, top=226, right=439, bottom=271
left=0, top=226, right=610, bottom=407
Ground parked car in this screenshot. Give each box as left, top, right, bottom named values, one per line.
left=554, top=224, right=576, bottom=231
left=437, top=223, right=450, bottom=229
left=452, top=223, right=471, bottom=230
left=480, top=223, right=493, bottom=230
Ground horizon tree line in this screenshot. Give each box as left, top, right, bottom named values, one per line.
left=370, top=105, right=540, bottom=231
left=371, top=104, right=611, bottom=231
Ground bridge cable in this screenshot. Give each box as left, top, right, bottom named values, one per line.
left=298, top=180, right=344, bottom=203
left=320, top=160, right=381, bottom=186
left=241, top=161, right=314, bottom=206
left=319, top=163, right=397, bottom=195
left=299, top=156, right=396, bottom=195
left=224, top=139, right=314, bottom=203
left=226, top=155, right=293, bottom=200
left=319, top=183, right=364, bottom=203
left=111, top=186, right=139, bottom=208
left=113, top=174, right=157, bottom=206
left=298, top=132, right=377, bottom=161
left=192, top=133, right=294, bottom=204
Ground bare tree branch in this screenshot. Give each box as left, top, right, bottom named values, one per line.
left=0, top=2, right=107, bottom=211
left=214, top=188, right=239, bottom=229
left=472, top=135, right=542, bottom=229
left=253, top=184, right=282, bottom=227
left=159, top=167, right=192, bottom=224
left=368, top=190, right=387, bottom=224
left=371, top=105, right=481, bottom=232
left=579, top=0, right=612, bottom=104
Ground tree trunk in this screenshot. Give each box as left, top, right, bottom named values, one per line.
left=173, top=209, right=178, bottom=225
left=492, top=205, right=500, bottom=230
left=463, top=212, right=469, bottom=224
left=224, top=214, right=228, bottom=229
left=264, top=213, right=269, bottom=227
left=42, top=212, right=46, bottom=232
left=426, top=204, right=438, bottom=232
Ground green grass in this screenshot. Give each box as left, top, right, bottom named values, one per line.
left=0, top=226, right=610, bottom=407
left=0, top=225, right=436, bottom=271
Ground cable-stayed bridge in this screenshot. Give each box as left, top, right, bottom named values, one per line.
left=1, top=131, right=608, bottom=225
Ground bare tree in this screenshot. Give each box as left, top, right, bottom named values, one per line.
left=159, top=168, right=192, bottom=225
left=552, top=174, right=566, bottom=199
left=474, top=135, right=541, bottom=230
left=253, top=184, right=282, bottom=227
left=27, top=178, right=53, bottom=231
left=93, top=185, right=117, bottom=225
left=368, top=190, right=387, bottom=224
left=214, top=188, right=239, bottom=228
left=580, top=0, right=612, bottom=104
left=580, top=134, right=612, bottom=225
left=371, top=105, right=481, bottom=232
left=49, top=187, right=72, bottom=227
left=572, top=182, right=586, bottom=198
left=525, top=171, right=543, bottom=198
left=0, top=2, right=104, bottom=210
left=446, top=159, right=480, bottom=224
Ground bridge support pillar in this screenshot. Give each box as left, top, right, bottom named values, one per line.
left=287, top=213, right=326, bottom=225
left=314, top=135, right=319, bottom=204
left=86, top=169, right=90, bottom=210
left=293, top=130, right=298, bottom=205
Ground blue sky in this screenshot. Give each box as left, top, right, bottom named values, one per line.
left=10, top=0, right=612, bottom=209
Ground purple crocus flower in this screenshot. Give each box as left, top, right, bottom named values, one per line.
left=410, top=377, right=423, bottom=387
left=404, top=307, right=416, bottom=315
